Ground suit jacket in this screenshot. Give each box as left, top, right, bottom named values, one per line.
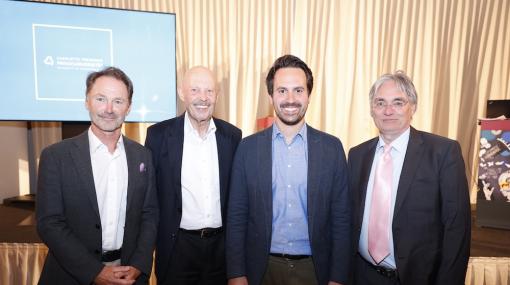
left=348, top=127, right=470, bottom=285
left=144, top=114, right=242, bottom=282
left=226, top=125, right=351, bottom=285
left=36, top=131, right=159, bottom=285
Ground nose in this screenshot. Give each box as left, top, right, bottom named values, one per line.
left=105, top=101, right=114, bottom=113
left=287, top=91, right=296, bottom=102
left=198, top=90, right=208, bottom=101
left=383, top=104, right=395, bottom=115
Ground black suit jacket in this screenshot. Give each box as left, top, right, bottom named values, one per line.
left=145, top=114, right=242, bottom=282
left=36, top=131, right=159, bottom=285
left=348, top=127, right=470, bottom=285
left=226, top=125, right=351, bottom=285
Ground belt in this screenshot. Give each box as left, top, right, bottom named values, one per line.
left=270, top=253, right=311, bottom=260
left=101, top=248, right=121, bottom=262
left=179, top=227, right=223, bottom=238
left=360, top=254, right=398, bottom=279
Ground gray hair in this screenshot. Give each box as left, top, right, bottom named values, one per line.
left=369, top=70, right=418, bottom=106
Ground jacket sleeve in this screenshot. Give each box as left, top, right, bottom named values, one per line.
left=225, top=143, right=249, bottom=279
left=435, top=141, right=471, bottom=285
left=328, top=140, right=352, bottom=284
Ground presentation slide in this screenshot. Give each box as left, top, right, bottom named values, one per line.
left=0, top=0, right=176, bottom=122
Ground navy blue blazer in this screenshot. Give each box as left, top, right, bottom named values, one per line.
left=226, top=125, right=351, bottom=285
left=348, top=127, right=470, bottom=285
left=145, top=114, right=242, bottom=282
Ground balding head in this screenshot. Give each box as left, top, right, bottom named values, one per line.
left=178, top=66, right=219, bottom=135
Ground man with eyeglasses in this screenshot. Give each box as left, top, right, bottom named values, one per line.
left=145, top=66, right=242, bottom=284
left=37, top=67, right=158, bottom=285
left=348, top=71, right=471, bottom=285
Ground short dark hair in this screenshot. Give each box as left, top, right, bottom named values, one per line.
left=266, top=54, right=313, bottom=96
left=86, top=66, right=133, bottom=102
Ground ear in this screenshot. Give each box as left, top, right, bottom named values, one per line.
left=177, top=87, right=185, bottom=102
left=84, top=96, right=90, bottom=111
left=268, top=93, right=274, bottom=105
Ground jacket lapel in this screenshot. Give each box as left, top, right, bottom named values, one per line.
left=257, top=127, right=273, bottom=243
left=358, top=138, right=378, bottom=226
left=70, top=131, right=100, bottom=220
left=306, top=126, right=320, bottom=235
left=167, top=115, right=185, bottom=202
left=214, top=119, right=229, bottom=209
left=394, top=128, right=424, bottom=217
left=124, top=137, right=140, bottom=212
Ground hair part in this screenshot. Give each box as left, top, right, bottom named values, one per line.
left=369, top=70, right=418, bottom=106
left=86, top=66, right=133, bottom=102
left=266, top=54, right=313, bottom=96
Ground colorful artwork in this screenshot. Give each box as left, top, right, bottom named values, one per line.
left=478, top=129, right=510, bottom=202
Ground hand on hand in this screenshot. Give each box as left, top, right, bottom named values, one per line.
left=94, top=265, right=140, bottom=285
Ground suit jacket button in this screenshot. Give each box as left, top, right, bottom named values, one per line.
left=177, top=208, right=182, bottom=213
left=171, top=234, right=176, bottom=239
left=95, top=224, right=100, bottom=229
left=94, top=249, right=100, bottom=254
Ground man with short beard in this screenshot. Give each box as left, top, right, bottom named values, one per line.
left=226, top=55, right=351, bottom=285
left=145, top=66, right=242, bottom=285
left=37, top=67, right=158, bottom=285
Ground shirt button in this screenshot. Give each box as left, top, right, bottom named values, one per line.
left=288, top=223, right=292, bottom=227
left=288, top=204, right=292, bottom=208
left=287, top=185, right=291, bottom=188
left=289, top=242, right=293, bottom=246
left=287, top=164, right=291, bottom=168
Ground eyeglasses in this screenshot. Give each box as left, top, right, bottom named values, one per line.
left=372, top=99, right=409, bottom=110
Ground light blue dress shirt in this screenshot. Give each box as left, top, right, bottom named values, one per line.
left=359, top=127, right=410, bottom=269
left=270, top=123, right=311, bottom=255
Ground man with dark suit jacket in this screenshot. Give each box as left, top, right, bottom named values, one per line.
left=226, top=55, right=351, bottom=285
left=36, top=67, right=158, bottom=285
left=348, top=71, right=471, bottom=285
left=145, top=66, right=242, bottom=285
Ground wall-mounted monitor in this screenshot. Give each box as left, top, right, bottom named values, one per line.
left=0, top=0, right=176, bottom=122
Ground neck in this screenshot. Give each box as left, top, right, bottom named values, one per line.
left=189, top=117, right=211, bottom=139
left=275, top=119, right=305, bottom=144
left=90, top=125, right=121, bottom=153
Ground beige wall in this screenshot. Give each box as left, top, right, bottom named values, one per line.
left=0, top=122, right=29, bottom=203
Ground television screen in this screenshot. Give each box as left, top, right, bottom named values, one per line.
left=0, top=0, right=176, bottom=122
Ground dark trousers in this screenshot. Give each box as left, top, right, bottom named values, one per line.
left=261, top=255, right=318, bottom=285
left=354, top=254, right=400, bottom=285
left=159, top=230, right=226, bottom=285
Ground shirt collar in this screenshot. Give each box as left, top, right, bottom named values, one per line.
left=184, top=112, right=217, bottom=139
left=377, top=127, right=410, bottom=153
left=88, top=127, right=124, bottom=154
left=271, top=122, right=308, bottom=145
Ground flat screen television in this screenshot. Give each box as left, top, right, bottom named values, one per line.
left=0, top=0, right=176, bottom=122
left=486, top=100, right=510, bottom=119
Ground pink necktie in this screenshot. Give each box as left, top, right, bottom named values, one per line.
left=368, top=144, right=392, bottom=264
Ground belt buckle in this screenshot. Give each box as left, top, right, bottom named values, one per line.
left=200, top=229, right=207, bottom=238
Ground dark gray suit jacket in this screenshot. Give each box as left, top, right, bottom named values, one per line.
left=226, top=125, right=351, bottom=285
left=348, top=127, right=470, bottom=285
left=36, top=131, right=158, bottom=285
left=145, top=114, right=242, bottom=283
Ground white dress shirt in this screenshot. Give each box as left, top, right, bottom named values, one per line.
left=89, top=128, right=128, bottom=251
left=180, top=112, right=222, bottom=230
left=359, top=127, right=410, bottom=269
